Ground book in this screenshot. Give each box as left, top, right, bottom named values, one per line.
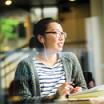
left=57, top=85, right=104, bottom=101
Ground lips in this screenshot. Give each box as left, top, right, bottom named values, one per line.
left=57, top=42, right=63, bottom=47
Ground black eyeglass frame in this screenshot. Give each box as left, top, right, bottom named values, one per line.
left=45, top=31, right=67, bottom=38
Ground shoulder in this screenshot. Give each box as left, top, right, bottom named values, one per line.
left=16, top=56, right=33, bottom=73
left=17, top=58, right=29, bottom=67
left=59, top=52, right=78, bottom=61
left=18, top=54, right=33, bottom=65
left=17, top=49, right=37, bottom=65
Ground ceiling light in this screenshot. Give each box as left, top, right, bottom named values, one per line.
left=69, top=0, right=75, bottom=1
left=5, top=0, right=12, bottom=5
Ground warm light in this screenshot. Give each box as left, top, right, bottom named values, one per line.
left=3, top=46, right=10, bottom=51
left=69, top=0, right=76, bottom=1
left=5, top=0, right=12, bottom=5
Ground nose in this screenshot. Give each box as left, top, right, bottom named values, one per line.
left=58, top=35, right=64, bottom=41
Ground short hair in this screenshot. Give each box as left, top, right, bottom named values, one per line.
left=29, top=17, right=60, bottom=52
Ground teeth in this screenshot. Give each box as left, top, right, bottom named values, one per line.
left=58, top=43, right=62, bottom=47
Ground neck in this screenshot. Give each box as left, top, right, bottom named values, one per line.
left=36, top=51, right=58, bottom=67
left=40, top=52, right=57, bottom=61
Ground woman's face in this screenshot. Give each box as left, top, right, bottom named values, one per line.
left=42, top=22, right=66, bottom=53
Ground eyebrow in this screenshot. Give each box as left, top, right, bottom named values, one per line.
left=46, top=29, right=63, bottom=33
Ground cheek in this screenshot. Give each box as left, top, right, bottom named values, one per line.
left=46, top=37, right=58, bottom=47
left=47, top=37, right=58, bottom=43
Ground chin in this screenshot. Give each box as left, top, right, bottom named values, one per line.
left=57, top=48, right=63, bottom=52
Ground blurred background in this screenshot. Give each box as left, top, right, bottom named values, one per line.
left=0, top=0, right=104, bottom=103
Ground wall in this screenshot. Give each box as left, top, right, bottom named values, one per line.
left=59, top=3, right=90, bottom=45
left=86, top=0, right=104, bottom=85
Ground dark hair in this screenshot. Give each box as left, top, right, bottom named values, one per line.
left=29, top=17, right=59, bottom=52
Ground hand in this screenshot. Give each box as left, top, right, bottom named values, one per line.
left=70, top=86, right=82, bottom=94
left=57, top=82, right=74, bottom=97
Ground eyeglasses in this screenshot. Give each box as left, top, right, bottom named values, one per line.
left=45, top=31, right=67, bottom=38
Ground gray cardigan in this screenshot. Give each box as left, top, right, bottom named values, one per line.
left=14, top=52, right=87, bottom=102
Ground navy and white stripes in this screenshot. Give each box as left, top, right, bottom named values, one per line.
left=33, top=58, right=65, bottom=97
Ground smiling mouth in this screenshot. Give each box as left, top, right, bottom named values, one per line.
left=57, top=43, right=63, bottom=47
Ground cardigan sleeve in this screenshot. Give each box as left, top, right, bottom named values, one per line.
left=12, top=60, right=42, bottom=103
left=69, top=52, right=87, bottom=90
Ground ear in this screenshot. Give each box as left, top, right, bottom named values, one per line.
left=37, top=35, right=44, bottom=44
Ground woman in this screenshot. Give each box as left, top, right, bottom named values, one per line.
left=13, top=18, right=87, bottom=103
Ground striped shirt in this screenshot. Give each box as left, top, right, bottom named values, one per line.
left=33, top=58, right=65, bottom=97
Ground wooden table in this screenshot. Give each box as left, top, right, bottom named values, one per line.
left=8, top=96, right=104, bottom=104
left=8, top=99, right=90, bottom=104
left=52, top=98, right=104, bottom=104
left=50, top=100, right=91, bottom=104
